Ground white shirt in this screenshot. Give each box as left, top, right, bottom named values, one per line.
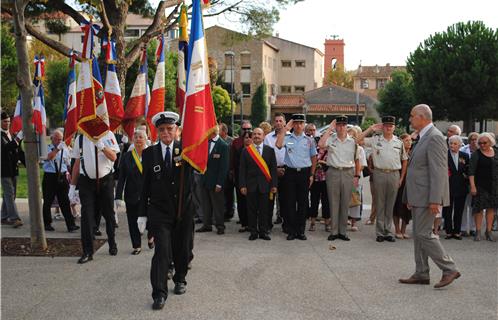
left=1, top=128, right=12, bottom=140
left=325, top=134, right=359, bottom=168
left=418, top=123, right=434, bottom=140
left=70, top=131, right=120, bottom=179
left=209, top=135, right=219, bottom=154
left=160, top=140, right=175, bottom=167
left=363, top=135, right=408, bottom=170
left=450, top=151, right=459, bottom=168
left=264, top=130, right=288, bottom=166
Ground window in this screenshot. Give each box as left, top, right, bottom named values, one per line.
left=224, top=52, right=235, bottom=69
left=281, top=60, right=291, bottom=68
left=240, top=53, right=251, bottom=70
left=280, top=86, right=292, bottom=93
left=241, top=83, right=251, bottom=97
left=295, top=60, right=306, bottom=68
left=376, top=79, right=387, bottom=89
left=124, top=29, right=140, bottom=37
left=294, top=86, right=305, bottom=93
left=360, top=79, right=369, bottom=89
left=81, top=35, right=85, bottom=43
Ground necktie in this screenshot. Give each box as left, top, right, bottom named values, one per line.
left=257, top=145, right=261, bottom=155
left=165, top=146, right=171, bottom=170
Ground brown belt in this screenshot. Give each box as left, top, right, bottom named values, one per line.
left=374, top=168, right=398, bottom=173
left=330, top=166, right=353, bottom=171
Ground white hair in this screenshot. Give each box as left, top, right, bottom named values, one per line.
left=413, top=104, right=433, bottom=121
left=133, top=129, right=147, bottom=139
left=448, top=135, right=463, bottom=145
left=448, top=124, right=461, bottom=135
left=478, top=132, right=496, bottom=147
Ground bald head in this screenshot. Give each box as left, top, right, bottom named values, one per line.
left=410, top=104, right=433, bottom=131
left=252, top=127, right=264, bottom=145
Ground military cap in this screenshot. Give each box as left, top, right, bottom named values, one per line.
left=335, top=115, right=348, bottom=124
left=291, top=113, right=306, bottom=122
left=382, top=116, right=396, bottom=125
left=151, top=111, right=180, bottom=127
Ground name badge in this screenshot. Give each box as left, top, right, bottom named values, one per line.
left=213, top=153, right=221, bottom=159
left=153, top=165, right=161, bottom=173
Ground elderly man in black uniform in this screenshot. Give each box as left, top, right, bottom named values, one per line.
left=138, top=111, right=194, bottom=310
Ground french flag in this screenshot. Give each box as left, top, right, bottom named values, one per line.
left=147, top=35, right=166, bottom=142
left=63, top=53, right=78, bottom=145
left=32, top=56, right=46, bottom=135
left=10, top=95, right=22, bottom=134
left=103, top=37, right=124, bottom=132
left=176, top=4, right=188, bottom=118
left=76, top=20, right=109, bottom=141
left=123, top=48, right=149, bottom=139
left=180, top=0, right=217, bottom=173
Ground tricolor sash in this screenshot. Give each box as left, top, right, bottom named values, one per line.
left=247, top=145, right=271, bottom=183
left=131, top=148, right=143, bottom=174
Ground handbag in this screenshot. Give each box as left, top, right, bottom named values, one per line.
left=349, top=188, right=361, bottom=208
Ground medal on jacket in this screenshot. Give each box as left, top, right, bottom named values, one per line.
left=174, top=148, right=180, bottom=155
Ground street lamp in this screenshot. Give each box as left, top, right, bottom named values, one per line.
left=226, top=51, right=235, bottom=135
left=355, top=91, right=360, bottom=125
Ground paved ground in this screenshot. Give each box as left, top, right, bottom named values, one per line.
left=2, top=189, right=498, bottom=320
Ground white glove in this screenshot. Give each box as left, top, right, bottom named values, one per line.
left=114, top=199, right=125, bottom=208
left=57, top=142, right=66, bottom=150
left=16, top=130, right=24, bottom=141
left=121, top=135, right=128, bottom=144
left=95, top=140, right=105, bottom=151
left=137, top=217, right=147, bottom=234
left=68, top=185, right=77, bottom=204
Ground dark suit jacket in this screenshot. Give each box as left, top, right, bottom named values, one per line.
left=1, top=131, right=23, bottom=178
left=447, top=150, right=469, bottom=197
left=239, top=145, right=278, bottom=193
left=202, top=138, right=229, bottom=190
left=115, top=150, right=144, bottom=205
left=139, top=141, right=193, bottom=226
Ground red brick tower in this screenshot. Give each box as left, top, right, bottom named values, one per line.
left=324, top=37, right=345, bottom=75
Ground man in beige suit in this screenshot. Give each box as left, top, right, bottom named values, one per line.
left=400, top=104, right=461, bottom=289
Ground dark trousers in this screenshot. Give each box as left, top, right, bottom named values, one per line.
left=42, top=173, right=76, bottom=229
left=247, top=192, right=269, bottom=235
left=235, top=187, right=248, bottom=226
left=125, top=202, right=141, bottom=249
left=443, top=195, right=466, bottom=234
left=224, top=177, right=235, bottom=220
left=151, top=222, right=173, bottom=299
left=308, top=180, right=330, bottom=219
left=172, top=207, right=194, bottom=284
left=283, top=168, right=310, bottom=236
left=277, top=175, right=288, bottom=230
left=78, top=174, right=116, bottom=255
left=202, top=187, right=225, bottom=230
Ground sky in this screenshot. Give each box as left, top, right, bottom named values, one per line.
left=198, top=0, right=498, bottom=70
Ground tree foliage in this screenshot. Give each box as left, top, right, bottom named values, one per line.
left=324, top=64, right=353, bottom=89
left=45, top=60, right=68, bottom=127
left=212, top=85, right=232, bottom=120
left=1, top=24, right=18, bottom=114
left=251, top=80, right=268, bottom=125
left=377, top=70, right=415, bottom=132
left=407, top=21, right=498, bottom=131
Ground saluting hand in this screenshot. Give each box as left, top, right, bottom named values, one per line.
left=285, top=119, right=294, bottom=131
left=327, top=119, right=336, bottom=134
left=370, top=123, right=383, bottom=132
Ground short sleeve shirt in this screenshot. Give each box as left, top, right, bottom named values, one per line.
left=282, top=132, right=317, bottom=168
left=363, top=135, right=407, bottom=170
left=70, top=131, right=120, bottom=179
left=325, top=134, right=358, bottom=168
left=264, top=130, right=289, bottom=166
left=43, top=144, right=70, bottom=173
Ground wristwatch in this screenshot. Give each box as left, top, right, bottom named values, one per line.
left=354, top=175, right=360, bottom=178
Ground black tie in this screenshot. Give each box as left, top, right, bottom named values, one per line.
left=165, top=146, right=171, bottom=170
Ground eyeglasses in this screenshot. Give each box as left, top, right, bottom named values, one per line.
left=478, top=141, right=488, bottom=145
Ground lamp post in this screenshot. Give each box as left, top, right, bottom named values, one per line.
left=239, top=91, right=243, bottom=123
left=226, top=51, right=235, bottom=135
left=355, top=91, right=360, bottom=124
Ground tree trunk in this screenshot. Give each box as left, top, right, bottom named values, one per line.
left=105, top=1, right=129, bottom=94
left=463, top=111, right=475, bottom=134
left=12, top=0, right=47, bottom=251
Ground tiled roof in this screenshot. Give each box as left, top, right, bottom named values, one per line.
left=274, top=95, right=305, bottom=107
left=308, top=104, right=366, bottom=114
left=354, top=65, right=406, bottom=78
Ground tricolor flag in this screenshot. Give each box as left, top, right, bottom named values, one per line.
left=102, top=37, right=124, bottom=132
left=181, top=0, right=217, bottom=173
left=176, top=4, right=188, bottom=118
left=147, top=35, right=166, bottom=142
left=63, top=53, right=78, bottom=145
left=123, top=48, right=149, bottom=139
left=76, top=20, right=110, bottom=141
left=32, top=55, right=47, bottom=135
left=10, top=95, right=22, bottom=134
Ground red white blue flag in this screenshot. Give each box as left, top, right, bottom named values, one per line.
left=10, top=95, right=22, bottom=134
left=63, top=52, right=78, bottom=145
left=147, top=35, right=166, bottom=141
left=176, top=4, right=188, bottom=118
left=32, top=55, right=46, bottom=135
left=102, top=36, right=124, bottom=132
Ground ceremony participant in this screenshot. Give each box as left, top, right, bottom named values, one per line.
left=264, top=113, right=288, bottom=227
left=360, top=116, right=408, bottom=242
left=1, top=111, right=24, bottom=227
left=442, top=135, right=469, bottom=240
left=469, top=133, right=497, bottom=242
left=115, top=129, right=148, bottom=254
left=196, top=126, right=229, bottom=235
left=347, top=126, right=367, bottom=232
left=259, top=121, right=272, bottom=136
left=239, top=128, right=277, bottom=240
left=460, top=132, right=479, bottom=237
left=70, top=130, right=120, bottom=264
left=276, top=114, right=317, bottom=241
left=318, top=116, right=360, bottom=241
left=400, top=104, right=460, bottom=289
left=308, top=140, right=330, bottom=232
left=42, top=130, right=79, bottom=232
left=234, top=130, right=253, bottom=232
left=219, top=123, right=235, bottom=221
left=393, top=133, right=412, bottom=239
left=138, top=112, right=194, bottom=309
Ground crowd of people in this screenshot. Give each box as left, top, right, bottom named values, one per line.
left=2, top=103, right=498, bottom=307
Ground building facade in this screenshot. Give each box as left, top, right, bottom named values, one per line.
left=352, top=63, right=406, bottom=99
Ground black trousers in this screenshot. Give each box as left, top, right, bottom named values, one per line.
left=78, top=174, right=116, bottom=255
left=125, top=202, right=141, bottom=249
left=283, top=168, right=310, bottom=236
left=224, top=176, right=235, bottom=220
left=308, top=180, right=330, bottom=219
left=151, top=222, right=173, bottom=299
left=247, top=192, right=269, bottom=235
left=42, top=172, right=76, bottom=229
left=443, top=194, right=466, bottom=234
left=235, top=187, right=248, bottom=226
left=171, top=207, right=194, bottom=284
left=277, top=175, right=288, bottom=230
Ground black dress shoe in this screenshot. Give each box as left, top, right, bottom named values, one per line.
left=45, top=224, right=55, bottom=231
left=94, top=229, right=102, bottom=236
left=239, top=227, right=249, bottom=233
left=328, top=234, right=338, bottom=241
left=259, top=234, right=271, bottom=241
left=196, top=226, right=212, bottom=232
left=216, top=228, right=225, bottom=235
left=274, top=217, right=283, bottom=224
left=376, top=236, right=384, bottom=242
left=249, top=234, right=258, bottom=241
left=77, top=254, right=93, bottom=264
left=296, top=234, right=307, bottom=240
left=286, top=234, right=296, bottom=240
left=174, top=282, right=186, bottom=295
left=194, top=218, right=203, bottom=224
left=152, top=297, right=166, bottom=310
left=338, top=234, right=350, bottom=241
left=384, top=236, right=395, bottom=242
left=109, top=245, right=118, bottom=256
left=445, top=235, right=453, bottom=239
left=454, top=234, right=463, bottom=240
left=68, top=225, right=80, bottom=232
